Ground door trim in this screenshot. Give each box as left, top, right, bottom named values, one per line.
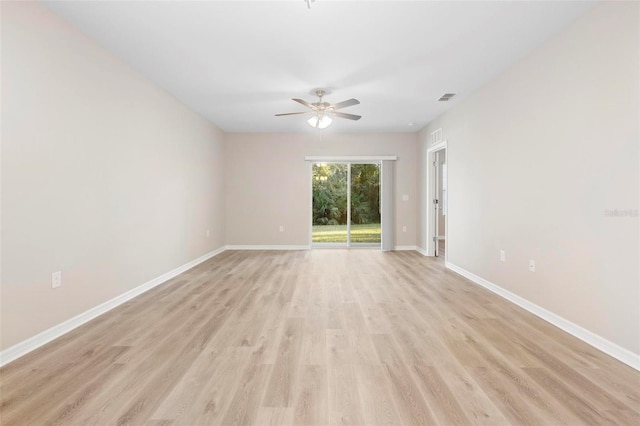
left=305, top=155, right=397, bottom=162
left=426, top=141, right=447, bottom=259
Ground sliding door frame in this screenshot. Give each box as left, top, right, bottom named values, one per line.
left=306, top=156, right=396, bottom=249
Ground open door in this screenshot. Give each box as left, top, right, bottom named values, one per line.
left=426, top=143, right=447, bottom=258
left=434, top=156, right=440, bottom=256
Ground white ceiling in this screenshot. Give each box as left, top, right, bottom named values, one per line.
left=43, top=0, right=595, bottom=133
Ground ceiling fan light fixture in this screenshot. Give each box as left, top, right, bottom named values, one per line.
left=307, top=115, right=332, bottom=129
left=276, top=89, right=359, bottom=129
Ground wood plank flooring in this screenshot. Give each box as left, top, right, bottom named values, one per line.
left=1, top=249, right=639, bottom=425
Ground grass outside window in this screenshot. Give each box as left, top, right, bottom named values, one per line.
left=312, top=223, right=381, bottom=243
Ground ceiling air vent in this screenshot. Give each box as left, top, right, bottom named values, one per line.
left=438, top=93, right=456, bottom=102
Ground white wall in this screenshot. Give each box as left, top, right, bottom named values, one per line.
left=418, top=1, right=639, bottom=355
left=225, top=133, right=417, bottom=247
left=1, top=2, right=226, bottom=350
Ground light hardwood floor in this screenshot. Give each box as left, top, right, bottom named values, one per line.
left=1, top=249, right=639, bottom=425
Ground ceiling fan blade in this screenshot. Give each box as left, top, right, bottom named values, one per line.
left=331, top=98, right=360, bottom=110
left=275, top=111, right=310, bottom=116
left=292, top=98, right=315, bottom=109
left=333, top=111, right=362, bottom=121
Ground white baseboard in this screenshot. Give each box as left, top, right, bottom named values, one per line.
left=393, top=245, right=417, bottom=251
left=0, top=246, right=227, bottom=367
left=445, top=262, right=640, bottom=371
left=226, top=245, right=310, bottom=250
left=231, top=244, right=424, bottom=252
left=415, top=246, right=429, bottom=256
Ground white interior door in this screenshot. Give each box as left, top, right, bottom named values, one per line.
left=434, top=154, right=440, bottom=256
left=425, top=144, right=446, bottom=258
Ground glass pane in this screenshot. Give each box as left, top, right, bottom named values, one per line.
left=312, top=163, right=348, bottom=244
left=350, top=163, right=381, bottom=244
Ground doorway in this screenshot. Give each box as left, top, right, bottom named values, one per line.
left=435, top=150, right=447, bottom=257
left=426, top=142, right=447, bottom=257
left=311, top=162, right=381, bottom=248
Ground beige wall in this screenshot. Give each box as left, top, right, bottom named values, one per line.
left=418, top=2, right=639, bottom=354
left=1, top=2, right=226, bottom=350
left=4, top=0, right=637, bottom=361
left=225, top=133, right=417, bottom=247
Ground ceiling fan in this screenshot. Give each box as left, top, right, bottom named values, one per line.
left=275, top=89, right=361, bottom=129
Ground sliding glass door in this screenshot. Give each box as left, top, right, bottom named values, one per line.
left=350, top=163, right=381, bottom=245
left=312, top=162, right=380, bottom=247
left=312, top=163, right=348, bottom=244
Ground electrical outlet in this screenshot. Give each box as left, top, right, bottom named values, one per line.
left=402, top=226, right=407, bottom=233
left=52, top=271, right=62, bottom=289
left=529, top=259, right=536, bottom=272
left=206, top=229, right=210, bottom=238
left=279, top=225, right=284, bottom=232
left=500, top=250, right=506, bottom=262
left=402, top=194, right=409, bottom=201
